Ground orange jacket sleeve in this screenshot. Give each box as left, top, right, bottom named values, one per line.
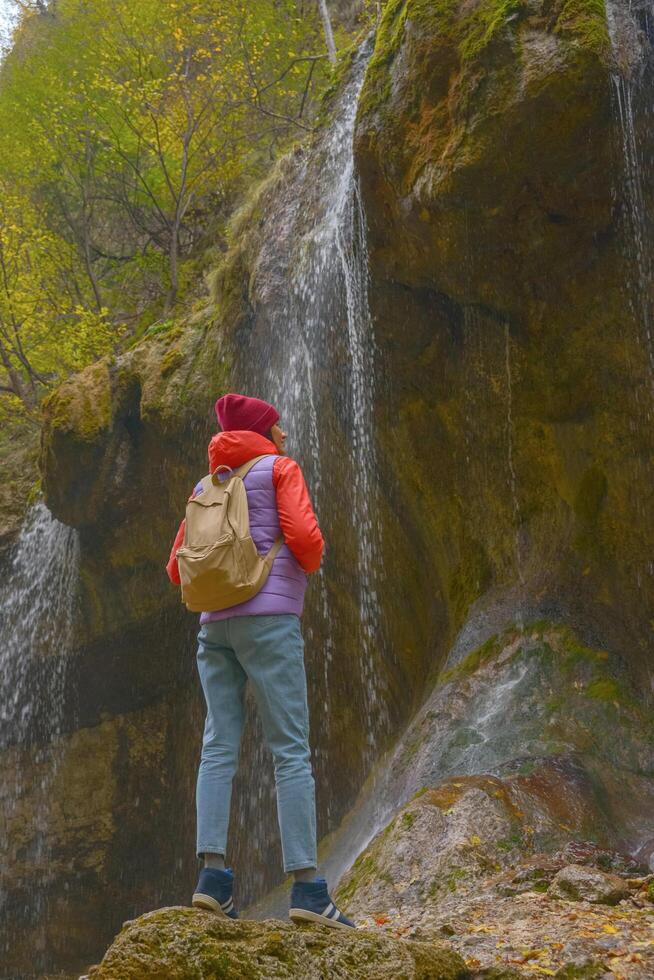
left=273, top=456, right=324, bottom=573
left=165, top=518, right=186, bottom=585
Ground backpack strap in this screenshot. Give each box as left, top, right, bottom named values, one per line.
left=234, top=454, right=273, bottom=479
left=232, top=455, right=285, bottom=558
left=266, top=534, right=285, bottom=561
left=202, top=455, right=285, bottom=558
left=211, top=453, right=273, bottom=486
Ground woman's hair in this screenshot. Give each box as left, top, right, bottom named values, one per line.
left=264, top=429, right=274, bottom=442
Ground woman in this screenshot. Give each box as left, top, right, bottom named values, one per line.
left=166, top=392, right=355, bottom=930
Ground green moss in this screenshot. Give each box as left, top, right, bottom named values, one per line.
left=145, top=318, right=176, bottom=337
left=359, top=0, right=610, bottom=129
left=446, top=866, right=467, bottom=892
left=359, top=0, right=524, bottom=120
left=401, top=810, right=416, bottom=829
left=335, top=852, right=380, bottom=904
left=646, top=880, right=654, bottom=903
left=160, top=347, right=184, bottom=377
left=554, top=961, right=610, bottom=980
left=42, top=360, right=112, bottom=442
left=448, top=540, right=492, bottom=624
left=527, top=640, right=555, bottom=668
left=476, top=969, right=524, bottom=980
left=560, top=630, right=609, bottom=667
left=585, top=677, right=624, bottom=702
left=382, top=816, right=398, bottom=837
left=495, top=832, right=524, bottom=852
left=25, top=478, right=42, bottom=507
left=439, top=633, right=500, bottom=683
left=356, top=0, right=407, bottom=119
left=516, top=760, right=537, bottom=775
left=88, top=906, right=468, bottom=979
left=526, top=619, right=550, bottom=637
left=457, top=0, right=523, bottom=63
left=553, top=0, right=610, bottom=57
left=427, top=865, right=467, bottom=898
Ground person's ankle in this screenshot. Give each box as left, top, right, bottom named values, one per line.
left=204, top=852, right=226, bottom=870
left=293, top=866, right=318, bottom=883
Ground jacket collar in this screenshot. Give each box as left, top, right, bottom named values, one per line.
left=207, top=429, right=279, bottom=474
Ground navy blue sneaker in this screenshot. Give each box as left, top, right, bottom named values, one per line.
left=192, top=866, right=238, bottom=919
left=289, top=876, right=356, bottom=930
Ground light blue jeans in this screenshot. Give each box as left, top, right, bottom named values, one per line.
left=195, top=614, right=317, bottom=872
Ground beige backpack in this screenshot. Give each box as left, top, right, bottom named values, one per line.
left=176, top=454, right=283, bottom=612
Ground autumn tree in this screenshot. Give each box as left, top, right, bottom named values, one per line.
left=0, top=0, right=341, bottom=421
left=0, top=185, right=113, bottom=420
left=0, top=0, right=330, bottom=315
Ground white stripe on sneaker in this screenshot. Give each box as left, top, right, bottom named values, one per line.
left=322, top=902, right=334, bottom=917
left=221, top=900, right=233, bottom=913
left=328, top=906, right=340, bottom=919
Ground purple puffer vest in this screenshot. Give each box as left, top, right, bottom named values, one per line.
left=196, top=454, right=307, bottom=623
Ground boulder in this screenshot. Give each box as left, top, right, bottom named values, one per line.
left=548, top=864, right=631, bottom=905
left=84, top=907, right=467, bottom=979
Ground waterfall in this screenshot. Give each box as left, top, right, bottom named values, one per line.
left=284, top=40, right=383, bottom=746
left=230, top=39, right=390, bottom=903
left=0, top=501, right=79, bottom=969
left=604, top=0, right=654, bottom=609
left=605, top=1, right=654, bottom=393
left=235, top=37, right=386, bottom=753
left=0, top=501, right=79, bottom=747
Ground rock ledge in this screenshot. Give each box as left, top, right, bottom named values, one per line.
left=84, top=906, right=467, bottom=979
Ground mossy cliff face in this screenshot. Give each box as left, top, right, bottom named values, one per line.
left=0, top=696, right=200, bottom=977
left=1, top=310, right=235, bottom=972
left=353, top=0, right=654, bottom=689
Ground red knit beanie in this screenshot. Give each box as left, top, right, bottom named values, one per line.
left=214, top=393, right=279, bottom=435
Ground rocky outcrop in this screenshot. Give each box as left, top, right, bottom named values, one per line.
left=330, top=769, right=654, bottom=975
left=308, top=617, right=654, bottom=976
left=83, top=908, right=467, bottom=979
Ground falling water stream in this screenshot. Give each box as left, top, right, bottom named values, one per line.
left=227, top=39, right=392, bottom=905
left=240, top=40, right=384, bottom=745
left=604, top=0, right=654, bottom=599
left=604, top=1, right=654, bottom=391
left=0, top=501, right=79, bottom=970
